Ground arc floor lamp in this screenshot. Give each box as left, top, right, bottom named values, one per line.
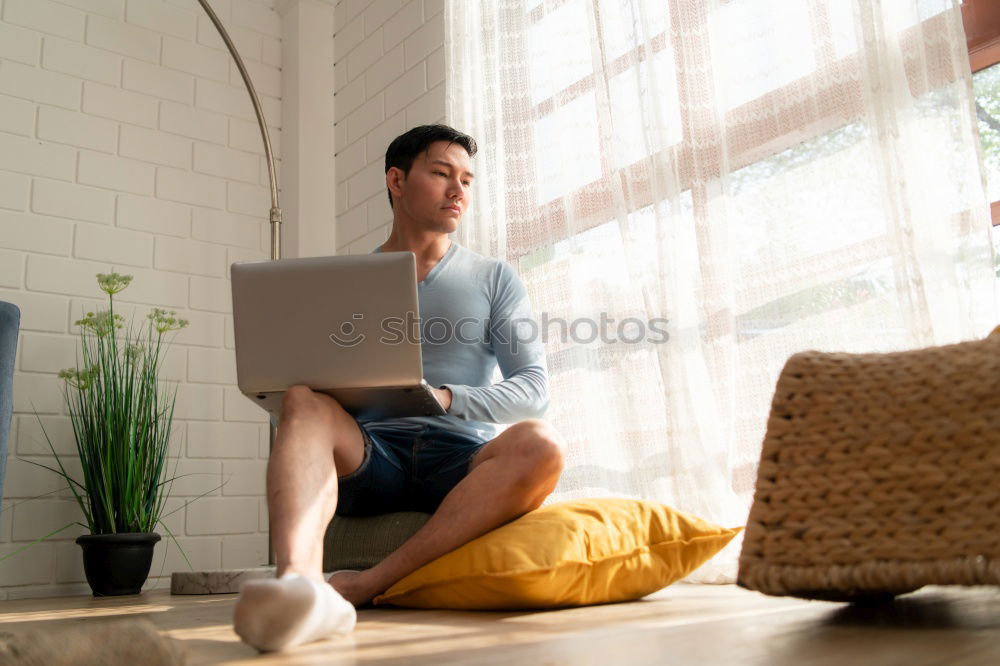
left=198, top=0, right=283, bottom=262
left=172, top=1, right=285, bottom=588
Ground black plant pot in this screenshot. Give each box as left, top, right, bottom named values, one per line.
left=76, top=532, right=161, bottom=596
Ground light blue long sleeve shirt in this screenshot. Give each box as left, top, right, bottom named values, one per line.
left=361, top=242, right=549, bottom=441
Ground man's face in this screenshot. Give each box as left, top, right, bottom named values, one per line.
left=389, top=141, right=474, bottom=234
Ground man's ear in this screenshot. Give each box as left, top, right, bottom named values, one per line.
left=386, top=167, right=406, bottom=201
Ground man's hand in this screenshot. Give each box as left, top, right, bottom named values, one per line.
left=432, top=386, right=453, bottom=411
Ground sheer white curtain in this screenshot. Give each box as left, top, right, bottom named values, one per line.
left=446, top=0, right=996, bottom=580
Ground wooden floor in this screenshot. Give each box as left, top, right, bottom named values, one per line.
left=0, top=583, right=997, bottom=665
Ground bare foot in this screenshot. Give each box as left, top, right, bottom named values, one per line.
left=328, top=570, right=379, bottom=607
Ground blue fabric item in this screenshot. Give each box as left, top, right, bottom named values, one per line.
left=335, top=422, right=490, bottom=516
left=0, top=301, right=20, bottom=506
left=364, top=242, right=549, bottom=441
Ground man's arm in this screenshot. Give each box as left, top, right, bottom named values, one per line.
left=439, top=261, right=549, bottom=423
left=431, top=386, right=453, bottom=411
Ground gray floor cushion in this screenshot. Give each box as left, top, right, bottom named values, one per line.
left=323, top=512, right=431, bottom=571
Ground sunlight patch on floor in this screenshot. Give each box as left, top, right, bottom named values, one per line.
left=0, top=603, right=173, bottom=623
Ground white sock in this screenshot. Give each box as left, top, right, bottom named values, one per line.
left=233, top=573, right=357, bottom=652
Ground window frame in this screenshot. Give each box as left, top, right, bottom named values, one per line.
left=963, top=0, right=1000, bottom=72
left=962, top=0, right=1000, bottom=224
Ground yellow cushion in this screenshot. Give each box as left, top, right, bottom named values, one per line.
left=373, top=498, right=741, bottom=610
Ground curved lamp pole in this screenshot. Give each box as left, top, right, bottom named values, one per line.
left=196, top=0, right=283, bottom=262
left=197, top=0, right=281, bottom=571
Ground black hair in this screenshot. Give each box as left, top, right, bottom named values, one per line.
left=384, top=124, right=477, bottom=207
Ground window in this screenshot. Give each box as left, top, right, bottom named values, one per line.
left=506, top=1, right=971, bottom=258
left=963, top=0, right=1000, bottom=224
left=487, top=0, right=992, bottom=502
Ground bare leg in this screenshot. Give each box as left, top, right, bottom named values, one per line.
left=330, top=419, right=565, bottom=605
left=266, top=385, right=366, bottom=580
left=233, top=386, right=365, bottom=651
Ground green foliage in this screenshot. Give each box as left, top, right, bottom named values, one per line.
left=973, top=63, right=1000, bottom=196
left=96, top=272, right=133, bottom=295
left=48, top=273, right=189, bottom=535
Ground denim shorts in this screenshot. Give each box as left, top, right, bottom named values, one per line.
left=335, top=423, right=490, bottom=516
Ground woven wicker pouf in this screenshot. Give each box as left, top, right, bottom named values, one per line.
left=738, top=333, right=1000, bottom=601
left=323, top=512, right=430, bottom=572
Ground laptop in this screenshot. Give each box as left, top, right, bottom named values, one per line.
left=230, top=252, right=447, bottom=421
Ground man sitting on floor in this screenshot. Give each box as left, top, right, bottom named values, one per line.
left=233, top=124, right=567, bottom=652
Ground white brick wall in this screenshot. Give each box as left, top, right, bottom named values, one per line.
left=38, top=105, right=119, bottom=153
left=41, top=36, right=122, bottom=86
left=0, top=0, right=445, bottom=599
left=79, top=150, right=156, bottom=194
left=32, top=179, right=116, bottom=224
left=0, top=95, right=34, bottom=136
left=82, top=81, right=158, bottom=126
left=0, top=59, right=82, bottom=110
left=119, top=124, right=192, bottom=168
left=0, top=0, right=278, bottom=599
left=0, top=172, right=30, bottom=211
left=3, top=0, right=87, bottom=42
left=333, top=0, right=446, bottom=255
left=0, top=23, right=42, bottom=66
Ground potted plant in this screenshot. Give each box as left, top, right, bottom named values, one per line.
left=47, top=272, right=188, bottom=596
